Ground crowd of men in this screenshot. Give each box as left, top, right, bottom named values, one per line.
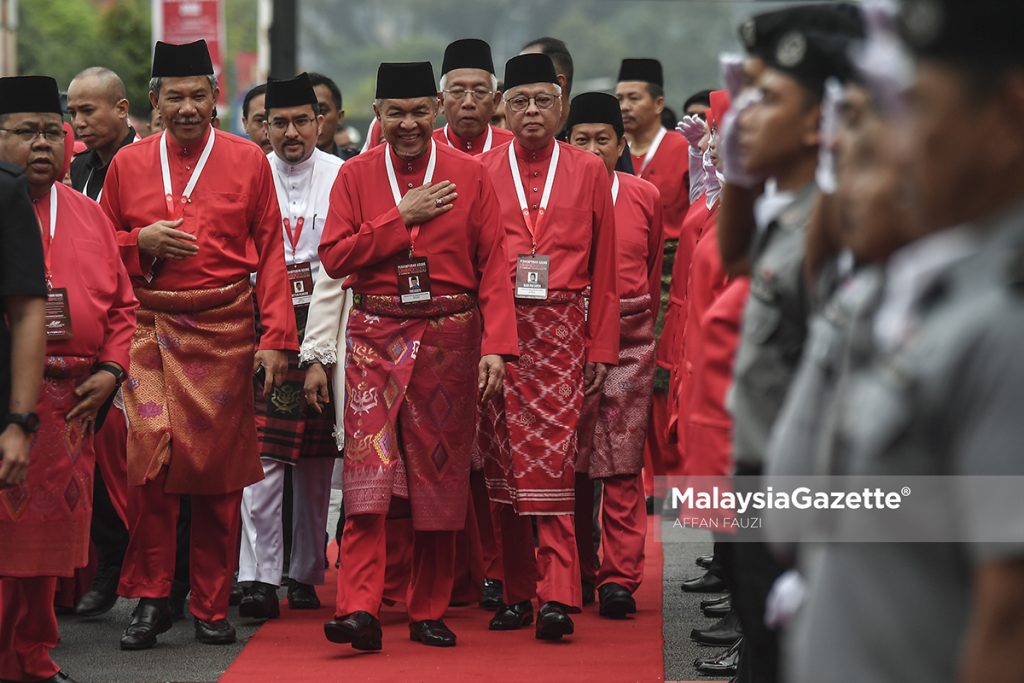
left=2, top=0, right=1024, bottom=681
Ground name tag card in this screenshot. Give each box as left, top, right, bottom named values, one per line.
left=287, top=262, right=314, bottom=307
left=45, top=288, right=73, bottom=340
left=397, top=257, right=432, bottom=304
left=515, top=254, right=550, bottom=300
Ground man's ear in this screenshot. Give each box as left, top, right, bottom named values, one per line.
left=148, top=90, right=159, bottom=111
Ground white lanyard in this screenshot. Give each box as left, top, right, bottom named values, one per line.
left=384, top=140, right=437, bottom=205
left=443, top=124, right=493, bottom=153
left=611, top=172, right=620, bottom=206
left=638, top=126, right=667, bottom=175
left=507, top=141, right=560, bottom=249
left=159, top=129, right=216, bottom=217
left=45, top=183, right=57, bottom=239
left=271, top=156, right=317, bottom=260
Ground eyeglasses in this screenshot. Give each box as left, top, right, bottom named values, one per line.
left=505, top=93, right=558, bottom=112
left=444, top=88, right=494, bottom=102
left=268, top=117, right=314, bottom=131
left=0, top=128, right=65, bottom=143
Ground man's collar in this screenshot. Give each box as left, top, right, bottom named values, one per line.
left=274, top=148, right=318, bottom=174
left=167, top=124, right=213, bottom=155
left=513, top=136, right=555, bottom=162
left=446, top=124, right=488, bottom=152
left=388, top=142, right=431, bottom=173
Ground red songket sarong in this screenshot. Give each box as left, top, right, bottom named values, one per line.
left=482, top=292, right=586, bottom=515
left=576, top=294, right=656, bottom=478
left=125, top=278, right=263, bottom=495
left=343, top=293, right=481, bottom=531
left=0, top=357, right=96, bottom=577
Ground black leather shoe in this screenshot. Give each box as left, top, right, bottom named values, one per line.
left=19, top=672, right=81, bottom=683
left=700, top=593, right=731, bottom=610
left=690, top=611, right=741, bottom=646
left=479, top=578, right=504, bottom=610
left=409, top=619, right=456, bottom=647
left=598, top=582, right=636, bottom=619
left=169, top=579, right=189, bottom=621
left=120, top=599, right=172, bottom=650
left=703, top=595, right=732, bottom=618
left=536, top=602, right=574, bottom=641
left=581, top=580, right=595, bottom=607
left=229, top=580, right=243, bottom=607
left=287, top=582, right=320, bottom=610
left=694, top=638, right=741, bottom=676
left=324, top=611, right=382, bottom=651
left=195, top=618, right=236, bottom=644
left=680, top=571, right=727, bottom=593
left=488, top=600, right=534, bottom=630
left=695, top=553, right=714, bottom=569
left=75, top=566, right=119, bottom=617
left=239, top=581, right=279, bottom=620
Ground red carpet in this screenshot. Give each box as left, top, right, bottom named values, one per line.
left=221, top=521, right=665, bottom=682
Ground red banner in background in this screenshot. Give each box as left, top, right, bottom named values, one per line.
left=152, top=0, right=227, bottom=107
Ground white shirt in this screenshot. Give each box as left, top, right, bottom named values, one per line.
left=267, top=147, right=344, bottom=283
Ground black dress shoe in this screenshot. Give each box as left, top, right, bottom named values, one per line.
left=488, top=600, right=534, bottom=630
left=120, top=599, right=172, bottom=650
left=287, top=582, right=320, bottom=610
left=690, top=611, right=741, bottom=646
left=409, top=619, right=456, bottom=647
left=19, top=672, right=81, bottom=683
left=229, top=580, right=243, bottom=607
left=700, top=593, right=731, bottom=610
left=239, top=581, right=279, bottom=620
left=479, top=578, right=504, bottom=610
left=324, top=611, right=382, bottom=651
left=680, top=571, right=727, bottom=593
left=695, top=553, right=714, bottom=569
left=536, top=602, right=574, bottom=641
left=169, top=579, right=189, bottom=621
left=694, top=638, right=741, bottom=676
left=598, top=582, right=637, bottom=619
left=703, top=595, right=732, bottom=618
left=75, top=566, right=119, bottom=617
left=195, top=617, right=236, bottom=644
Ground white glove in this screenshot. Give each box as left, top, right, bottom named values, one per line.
left=719, top=88, right=765, bottom=189
left=815, top=78, right=844, bottom=195
left=719, top=53, right=746, bottom=99
left=676, top=114, right=707, bottom=151
left=703, top=147, right=722, bottom=208
left=852, top=0, right=915, bottom=116
left=764, top=569, right=806, bottom=629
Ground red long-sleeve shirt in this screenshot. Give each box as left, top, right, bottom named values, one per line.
left=631, top=129, right=691, bottom=241
left=101, top=126, right=297, bottom=351
left=613, top=170, right=664, bottom=309
left=318, top=142, right=518, bottom=358
left=432, top=124, right=514, bottom=156
left=480, top=139, right=620, bottom=365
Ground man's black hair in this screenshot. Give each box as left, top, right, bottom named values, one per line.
left=521, top=37, right=573, bottom=92
left=242, top=83, right=267, bottom=120
left=308, top=72, right=343, bottom=111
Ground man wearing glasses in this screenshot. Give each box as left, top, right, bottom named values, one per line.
left=478, top=53, right=619, bottom=642
left=236, top=73, right=344, bottom=620
left=433, top=39, right=513, bottom=156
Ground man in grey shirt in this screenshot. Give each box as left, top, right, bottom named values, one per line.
left=790, top=1, right=1024, bottom=681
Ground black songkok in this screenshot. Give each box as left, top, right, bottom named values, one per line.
left=566, top=92, right=624, bottom=138
left=151, top=39, right=214, bottom=78
left=617, top=58, right=664, bottom=87
left=375, top=62, right=437, bottom=100
left=442, top=39, right=495, bottom=76
left=502, top=54, right=558, bottom=91
left=265, top=73, right=318, bottom=111
left=0, top=76, right=63, bottom=115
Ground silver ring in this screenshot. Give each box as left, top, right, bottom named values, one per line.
left=435, top=198, right=445, bottom=207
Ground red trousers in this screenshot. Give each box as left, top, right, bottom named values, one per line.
left=94, top=406, right=129, bottom=526
left=643, top=391, right=675, bottom=496
left=0, top=576, right=59, bottom=681
left=118, top=467, right=242, bottom=622
left=497, top=505, right=581, bottom=608
left=451, top=471, right=504, bottom=603
left=336, top=514, right=456, bottom=622
left=382, top=517, right=412, bottom=604
left=575, top=474, right=647, bottom=593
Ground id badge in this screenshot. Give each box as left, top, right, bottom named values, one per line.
left=397, top=256, right=432, bottom=304
left=515, top=254, right=550, bottom=300
left=45, top=287, right=73, bottom=340
left=287, top=262, right=314, bottom=307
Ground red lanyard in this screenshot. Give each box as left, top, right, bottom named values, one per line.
left=32, top=184, right=57, bottom=284
left=283, top=216, right=305, bottom=255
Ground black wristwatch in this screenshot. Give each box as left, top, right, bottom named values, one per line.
left=96, top=362, right=127, bottom=387
left=6, top=412, right=40, bottom=434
